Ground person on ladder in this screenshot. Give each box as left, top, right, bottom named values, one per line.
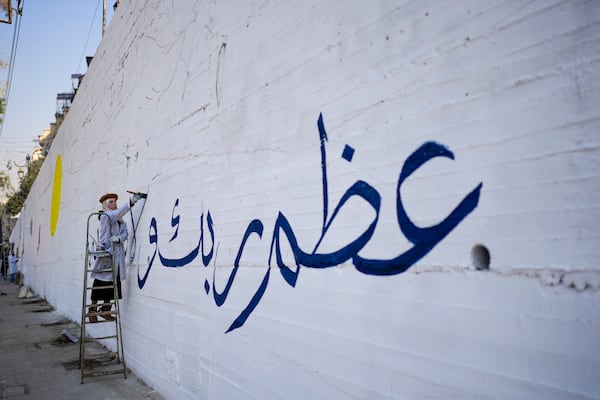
left=89, top=192, right=143, bottom=322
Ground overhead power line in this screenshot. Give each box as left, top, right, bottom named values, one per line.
left=0, top=137, right=36, bottom=152
left=76, top=0, right=101, bottom=74
left=0, top=0, right=25, bottom=138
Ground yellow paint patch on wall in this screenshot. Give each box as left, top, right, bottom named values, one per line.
left=50, top=155, right=62, bottom=237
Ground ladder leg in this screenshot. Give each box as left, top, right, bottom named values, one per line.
left=113, top=273, right=127, bottom=378
left=80, top=250, right=88, bottom=383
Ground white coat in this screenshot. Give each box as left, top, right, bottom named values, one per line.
left=91, top=201, right=131, bottom=282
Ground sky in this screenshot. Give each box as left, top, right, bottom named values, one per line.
left=0, top=0, right=115, bottom=189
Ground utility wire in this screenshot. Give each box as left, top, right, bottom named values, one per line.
left=0, top=137, right=33, bottom=153
left=5, top=7, right=22, bottom=104
left=76, top=0, right=101, bottom=74
left=0, top=1, right=24, bottom=138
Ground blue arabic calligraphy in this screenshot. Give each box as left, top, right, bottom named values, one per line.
left=137, top=113, right=483, bottom=333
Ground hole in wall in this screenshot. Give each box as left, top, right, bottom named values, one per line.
left=471, top=244, right=490, bottom=271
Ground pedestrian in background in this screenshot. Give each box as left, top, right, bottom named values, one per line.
left=8, top=251, right=18, bottom=283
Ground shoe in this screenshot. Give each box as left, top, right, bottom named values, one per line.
left=88, top=307, right=98, bottom=323
left=100, top=305, right=115, bottom=321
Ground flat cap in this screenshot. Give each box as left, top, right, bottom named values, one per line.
left=99, top=193, right=118, bottom=203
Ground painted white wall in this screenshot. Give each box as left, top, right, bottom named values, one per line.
left=11, top=1, right=600, bottom=399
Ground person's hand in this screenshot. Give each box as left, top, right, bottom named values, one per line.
left=130, top=193, right=142, bottom=204
left=109, top=236, right=120, bottom=243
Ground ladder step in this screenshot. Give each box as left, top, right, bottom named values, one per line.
left=85, top=312, right=116, bottom=319
left=95, top=334, right=118, bottom=340
left=82, top=369, right=126, bottom=378
left=84, top=301, right=115, bottom=308
left=88, top=251, right=111, bottom=256
left=85, top=319, right=116, bottom=325
left=84, top=284, right=116, bottom=290
left=85, top=268, right=114, bottom=273
left=82, top=335, right=114, bottom=343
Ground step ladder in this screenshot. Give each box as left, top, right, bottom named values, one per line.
left=79, top=211, right=127, bottom=383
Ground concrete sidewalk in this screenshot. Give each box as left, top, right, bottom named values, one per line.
left=0, top=280, right=164, bottom=399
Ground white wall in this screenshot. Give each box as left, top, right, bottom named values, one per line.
left=11, top=1, right=600, bottom=399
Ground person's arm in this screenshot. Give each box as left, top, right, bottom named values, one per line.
left=105, top=201, right=132, bottom=224
left=98, top=214, right=111, bottom=250
left=118, top=220, right=129, bottom=243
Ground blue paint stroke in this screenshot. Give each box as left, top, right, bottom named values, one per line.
left=353, top=142, right=482, bottom=275
left=136, top=217, right=158, bottom=288
left=169, top=198, right=180, bottom=242
left=137, top=113, right=483, bottom=333
left=342, top=144, right=354, bottom=162
left=137, top=207, right=215, bottom=289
